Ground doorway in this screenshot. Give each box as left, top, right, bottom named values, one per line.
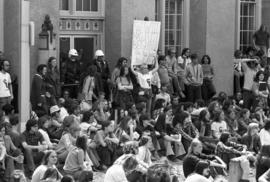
left=59, top=35, right=96, bottom=98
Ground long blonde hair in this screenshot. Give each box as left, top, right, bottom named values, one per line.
left=187, top=138, right=202, bottom=155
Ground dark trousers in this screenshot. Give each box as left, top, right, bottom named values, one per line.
left=4, top=149, right=23, bottom=182
left=242, top=90, right=254, bottom=110
left=202, top=79, right=216, bottom=101
left=96, top=146, right=114, bottom=166
left=187, top=85, right=202, bottom=103
left=23, top=148, right=44, bottom=177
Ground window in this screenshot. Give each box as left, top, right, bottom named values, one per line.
left=239, top=0, right=256, bottom=52
left=76, top=0, right=98, bottom=12
left=164, top=0, right=183, bottom=54
left=60, top=0, right=69, bottom=10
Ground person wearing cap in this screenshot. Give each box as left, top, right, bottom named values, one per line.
left=93, top=50, right=111, bottom=100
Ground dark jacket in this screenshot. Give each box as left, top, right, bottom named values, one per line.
left=30, top=74, right=46, bottom=109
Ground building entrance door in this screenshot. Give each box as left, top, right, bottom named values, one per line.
left=59, top=35, right=96, bottom=98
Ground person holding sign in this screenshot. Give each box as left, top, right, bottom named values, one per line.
left=252, top=70, right=269, bottom=109
left=130, top=54, right=159, bottom=115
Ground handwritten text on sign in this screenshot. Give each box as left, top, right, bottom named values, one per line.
left=131, top=20, right=161, bottom=65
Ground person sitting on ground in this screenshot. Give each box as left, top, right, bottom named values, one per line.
left=38, top=115, right=57, bottom=150
left=183, top=138, right=226, bottom=178
left=104, top=155, right=140, bottom=182
left=94, top=120, right=119, bottom=168
left=55, top=115, right=80, bottom=163
left=0, top=123, right=23, bottom=181
left=21, top=119, right=47, bottom=178
left=211, top=110, right=227, bottom=139
left=32, top=150, right=62, bottom=182
left=215, top=132, right=253, bottom=182
left=237, top=109, right=252, bottom=136
left=241, top=122, right=261, bottom=154
left=8, top=114, right=21, bottom=148
left=259, top=119, right=270, bottom=146
left=184, top=161, right=212, bottom=182
left=155, top=106, right=185, bottom=162
left=40, top=168, right=61, bottom=182
left=64, top=135, right=93, bottom=180
left=137, top=136, right=152, bottom=167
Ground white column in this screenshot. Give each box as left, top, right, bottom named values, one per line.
left=160, top=0, right=165, bottom=54
left=0, top=0, right=4, bottom=51
left=19, top=0, right=30, bottom=132
left=183, top=0, right=190, bottom=48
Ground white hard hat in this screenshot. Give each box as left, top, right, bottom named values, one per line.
left=68, top=49, right=78, bottom=57
left=95, top=50, right=104, bottom=57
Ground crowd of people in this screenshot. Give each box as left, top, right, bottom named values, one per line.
left=0, top=25, right=270, bottom=182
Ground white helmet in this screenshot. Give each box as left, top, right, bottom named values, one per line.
left=68, top=49, right=78, bottom=57
left=95, top=50, right=104, bottom=57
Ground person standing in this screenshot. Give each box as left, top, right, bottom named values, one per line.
left=0, top=59, right=13, bottom=112
left=45, top=57, right=61, bottom=99
left=93, top=50, right=111, bottom=100
left=30, top=64, right=47, bottom=112
left=185, top=54, right=203, bottom=102
left=253, top=24, right=270, bottom=55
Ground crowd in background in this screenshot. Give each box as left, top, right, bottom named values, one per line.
left=0, top=24, right=269, bottom=182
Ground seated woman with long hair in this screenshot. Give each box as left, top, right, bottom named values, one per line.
left=115, top=116, right=138, bottom=143
left=55, top=116, right=80, bottom=163
left=63, top=135, right=93, bottom=180
left=197, top=109, right=217, bottom=154
left=237, top=109, right=252, bottom=136
left=41, top=168, right=62, bottom=182
left=32, top=150, right=62, bottom=182
left=215, top=132, right=251, bottom=181
left=155, top=106, right=185, bottom=162
left=241, top=122, right=261, bottom=154
left=94, top=120, right=119, bottom=168
left=183, top=139, right=226, bottom=178
left=172, top=111, right=199, bottom=153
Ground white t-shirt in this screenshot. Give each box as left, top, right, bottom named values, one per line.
left=38, top=129, right=52, bottom=148
left=0, top=71, right=11, bottom=97
left=104, top=164, right=128, bottom=182
left=185, top=173, right=211, bottom=182
left=59, top=107, right=69, bottom=122
left=259, top=128, right=270, bottom=146
left=243, top=66, right=257, bottom=91
left=211, top=121, right=227, bottom=139
left=177, top=56, right=191, bottom=66
left=137, top=72, right=153, bottom=89
left=31, top=165, right=57, bottom=182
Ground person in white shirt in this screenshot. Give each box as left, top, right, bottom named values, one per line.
left=38, top=116, right=56, bottom=150
left=211, top=110, right=227, bottom=139
left=155, top=85, right=171, bottom=106
left=259, top=120, right=270, bottom=146
left=31, top=150, right=62, bottom=182
left=185, top=161, right=212, bottom=182
left=131, top=54, right=159, bottom=115
left=104, top=155, right=139, bottom=182
left=0, top=60, right=13, bottom=112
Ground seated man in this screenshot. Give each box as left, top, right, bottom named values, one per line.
left=21, top=119, right=47, bottom=177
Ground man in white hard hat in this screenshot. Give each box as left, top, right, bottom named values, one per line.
left=61, top=49, right=80, bottom=98
left=93, top=49, right=111, bottom=100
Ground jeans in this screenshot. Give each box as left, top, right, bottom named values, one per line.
left=0, top=97, right=11, bottom=113
left=187, top=85, right=202, bottom=102
left=242, top=90, right=254, bottom=110
left=23, top=148, right=44, bottom=177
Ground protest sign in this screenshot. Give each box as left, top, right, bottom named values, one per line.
left=131, top=20, right=161, bottom=65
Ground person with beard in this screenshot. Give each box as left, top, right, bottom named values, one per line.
left=185, top=161, right=212, bottom=182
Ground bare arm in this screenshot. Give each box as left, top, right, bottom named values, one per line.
left=151, top=56, right=159, bottom=74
